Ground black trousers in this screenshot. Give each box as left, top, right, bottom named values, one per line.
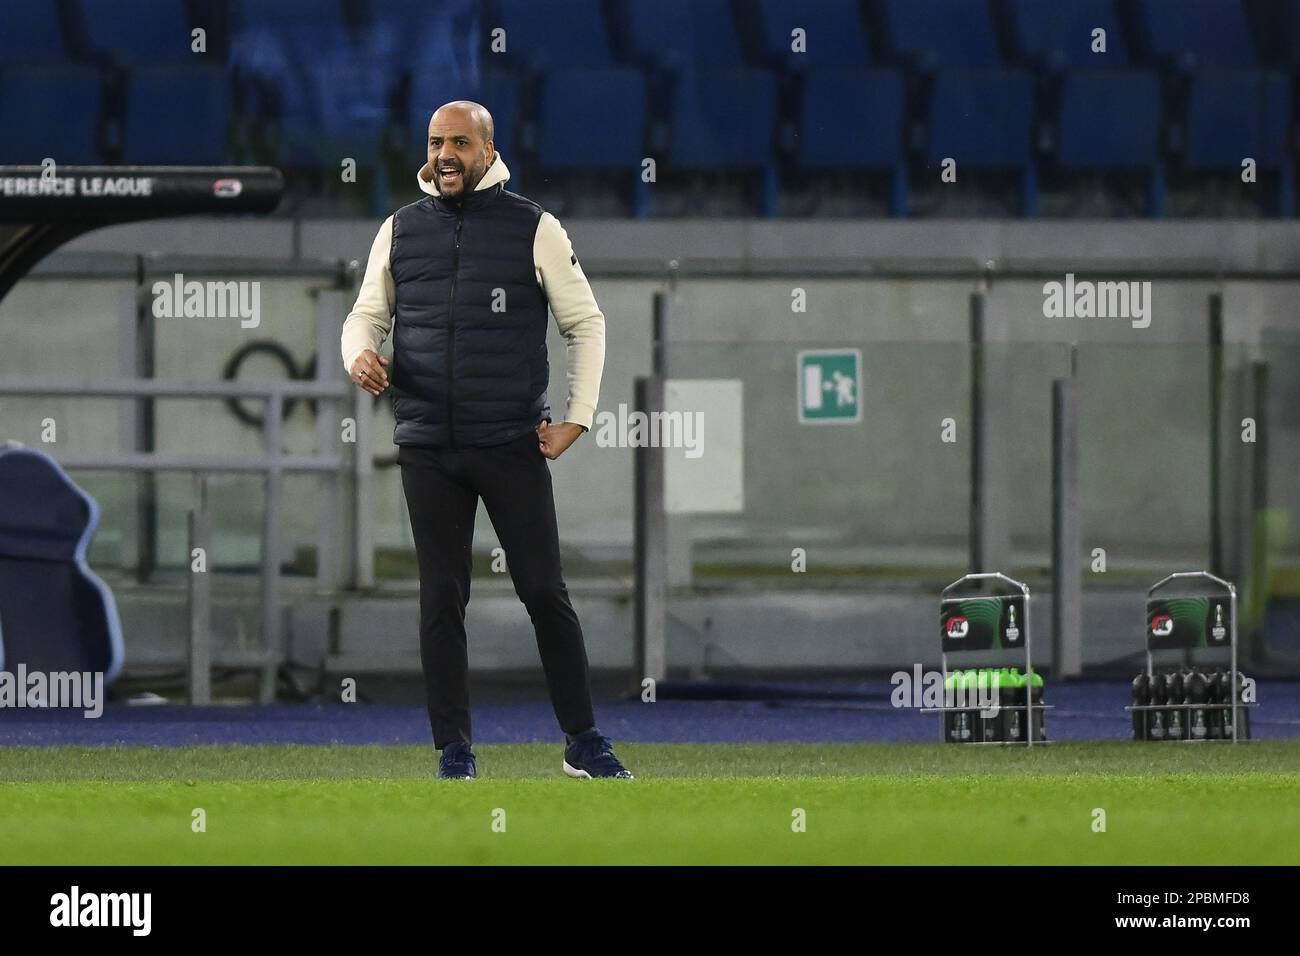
left=396, top=431, right=596, bottom=749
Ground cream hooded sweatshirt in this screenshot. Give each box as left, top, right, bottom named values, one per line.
left=340, top=155, right=606, bottom=431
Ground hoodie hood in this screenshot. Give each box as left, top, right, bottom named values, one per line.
left=417, top=154, right=511, bottom=198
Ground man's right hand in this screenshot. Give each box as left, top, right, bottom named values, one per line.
left=350, top=349, right=390, bottom=396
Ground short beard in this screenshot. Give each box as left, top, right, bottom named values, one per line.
left=436, top=158, right=486, bottom=198
left=460, top=160, right=487, bottom=193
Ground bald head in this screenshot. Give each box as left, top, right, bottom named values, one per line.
left=427, top=101, right=496, bottom=200
left=436, top=100, right=493, bottom=142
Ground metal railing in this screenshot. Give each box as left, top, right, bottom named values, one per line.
left=9, top=250, right=1300, bottom=691
left=0, top=375, right=367, bottom=703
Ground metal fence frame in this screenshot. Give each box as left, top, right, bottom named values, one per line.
left=1, top=253, right=365, bottom=702
left=0, top=375, right=367, bottom=703
left=6, top=253, right=1299, bottom=694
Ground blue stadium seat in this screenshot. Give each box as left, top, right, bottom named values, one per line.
left=1270, top=0, right=1300, bottom=67
left=670, top=69, right=777, bottom=168
left=798, top=68, right=906, bottom=215
left=1056, top=71, right=1162, bottom=169
left=0, top=447, right=124, bottom=684
left=476, top=72, right=519, bottom=157
left=669, top=68, right=778, bottom=213
left=927, top=69, right=1036, bottom=168
left=622, top=0, right=744, bottom=71
left=0, top=66, right=101, bottom=163
left=0, top=0, right=66, bottom=63
left=928, top=69, right=1038, bottom=213
left=230, top=0, right=353, bottom=124
left=365, top=0, right=480, bottom=75
left=230, top=1, right=392, bottom=170
left=536, top=68, right=646, bottom=213
left=305, top=58, right=393, bottom=149
left=538, top=69, right=646, bottom=168
left=122, top=66, right=229, bottom=164
left=756, top=0, right=872, bottom=68
left=1009, top=0, right=1129, bottom=69
left=496, top=0, right=614, bottom=69
left=1056, top=70, right=1164, bottom=213
left=82, top=0, right=193, bottom=65
left=1185, top=70, right=1290, bottom=169
left=231, top=0, right=345, bottom=127
left=799, top=69, right=904, bottom=169
left=270, top=59, right=391, bottom=169
left=883, top=0, right=1001, bottom=68
left=1136, top=0, right=1258, bottom=68
left=233, top=0, right=351, bottom=57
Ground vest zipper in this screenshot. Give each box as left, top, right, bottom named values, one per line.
left=447, top=208, right=464, bottom=447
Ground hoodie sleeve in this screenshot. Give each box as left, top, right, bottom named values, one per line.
left=534, top=212, right=606, bottom=431
left=341, top=215, right=396, bottom=372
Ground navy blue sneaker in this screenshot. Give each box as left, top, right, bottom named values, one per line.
left=438, top=742, right=477, bottom=779
left=563, top=729, right=633, bottom=779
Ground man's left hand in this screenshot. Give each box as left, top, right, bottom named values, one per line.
left=537, top=421, right=583, bottom=460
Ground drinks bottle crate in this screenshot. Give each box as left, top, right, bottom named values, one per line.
left=923, top=573, right=1050, bottom=746
left=1125, top=572, right=1256, bottom=743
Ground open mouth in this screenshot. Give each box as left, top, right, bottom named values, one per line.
left=437, top=167, right=463, bottom=188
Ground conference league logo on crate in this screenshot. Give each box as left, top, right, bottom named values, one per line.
left=1146, top=597, right=1231, bottom=649
left=940, top=596, right=1025, bottom=652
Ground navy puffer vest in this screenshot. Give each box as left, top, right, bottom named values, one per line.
left=388, top=182, right=549, bottom=447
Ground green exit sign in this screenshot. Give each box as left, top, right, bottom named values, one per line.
left=797, top=349, right=861, bottom=424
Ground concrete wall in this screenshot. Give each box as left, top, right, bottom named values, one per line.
left=4, top=217, right=1300, bottom=673
left=6, top=219, right=1298, bottom=568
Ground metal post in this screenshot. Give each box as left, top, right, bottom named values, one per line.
left=1024, top=584, right=1034, bottom=749
left=969, top=290, right=1010, bottom=573
left=1052, top=374, right=1082, bottom=678
left=652, top=290, right=691, bottom=588
left=1209, top=292, right=1224, bottom=577
left=634, top=374, right=667, bottom=686
left=1244, top=362, right=1269, bottom=659
left=117, top=286, right=141, bottom=575
left=259, top=389, right=284, bottom=704
left=939, top=649, right=948, bottom=742
left=1230, top=583, right=1239, bottom=743
left=650, top=291, right=667, bottom=376
left=352, top=370, right=375, bottom=589
left=187, top=494, right=212, bottom=706
left=135, top=256, right=158, bottom=582
left=315, top=290, right=346, bottom=589
left=970, top=291, right=983, bottom=570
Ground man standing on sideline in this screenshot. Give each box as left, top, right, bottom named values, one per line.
left=342, top=101, right=632, bottom=780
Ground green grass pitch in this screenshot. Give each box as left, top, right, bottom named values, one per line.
left=2, top=742, right=1298, bottom=865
